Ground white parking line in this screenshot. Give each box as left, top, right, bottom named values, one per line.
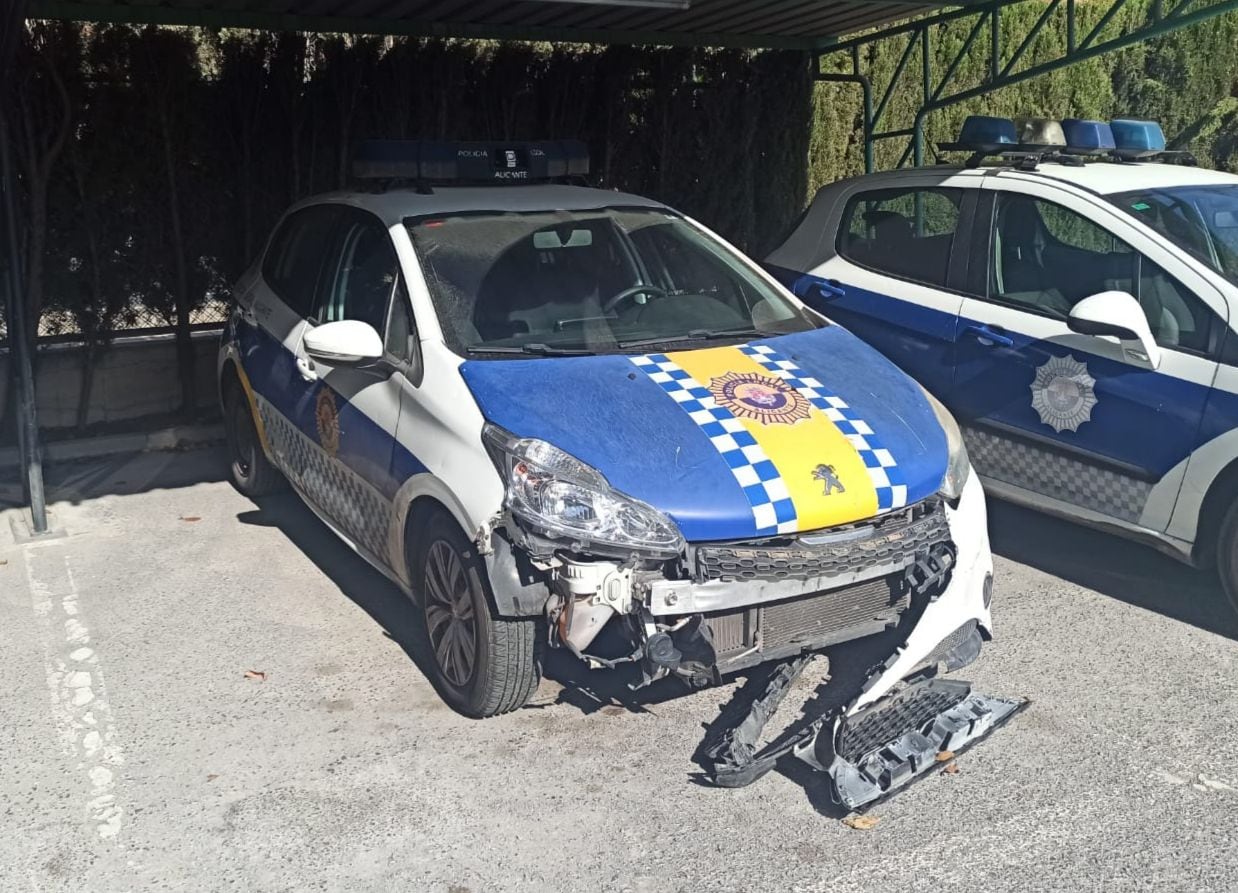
left=23, top=543, right=126, bottom=841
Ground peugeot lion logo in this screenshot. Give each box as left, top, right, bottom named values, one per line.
left=813, top=464, right=845, bottom=496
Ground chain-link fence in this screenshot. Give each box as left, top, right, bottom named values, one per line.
left=0, top=297, right=230, bottom=348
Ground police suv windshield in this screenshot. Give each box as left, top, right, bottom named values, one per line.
left=407, top=207, right=814, bottom=356
left=1112, top=185, right=1238, bottom=286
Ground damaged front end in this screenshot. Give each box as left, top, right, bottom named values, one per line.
left=526, top=494, right=961, bottom=692
left=482, top=422, right=1022, bottom=808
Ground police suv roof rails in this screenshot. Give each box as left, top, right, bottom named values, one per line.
left=351, top=139, right=591, bottom=192
left=938, top=115, right=1196, bottom=169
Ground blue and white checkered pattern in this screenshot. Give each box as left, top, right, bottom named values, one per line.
left=629, top=354, right=798, bottom=535
left=739, top=343, right=908, bottom=512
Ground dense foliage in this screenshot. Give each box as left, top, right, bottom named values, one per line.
left=6, top=3, right=1238, bottom=422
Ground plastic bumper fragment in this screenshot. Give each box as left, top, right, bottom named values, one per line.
left=824, top=680, right=1027, bottom=811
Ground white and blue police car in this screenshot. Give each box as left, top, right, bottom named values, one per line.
left=217, top=140, right=1010, bottom=803
left=769, top=117, right=1238, bottom=613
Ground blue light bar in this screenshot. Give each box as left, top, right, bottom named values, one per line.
left=955, top=115, right=1018, bottom=151
left=1061, top=119, right=1115, bottom=155
left=1110, top=120, right=1166, bottom=159
left=352, top=140, right=590, bottom=182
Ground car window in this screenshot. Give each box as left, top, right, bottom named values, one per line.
left=317, top=214, right=400, bottom=336
left=986, top=193, right=1213, bottom=352
left=262, top=205, right=340, bottom=318
left=837, top=186, right=963, bottom=289
left=407, top=207, right=812, bottom=355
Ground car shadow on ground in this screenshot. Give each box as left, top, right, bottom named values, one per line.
left=235, top=488, right=714, bottom=720
left=987, top=499, right=1238, bottom=640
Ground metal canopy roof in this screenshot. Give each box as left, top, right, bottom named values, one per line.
left=30, top=0, right=968, bottom=50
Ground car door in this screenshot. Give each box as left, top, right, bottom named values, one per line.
left=240, top=203, right=342, bottom=476
left=768, top=173, right=979, bottom=399
left=949, top=179, right=1225, bottom=529
left=292, top=206, right=414, bottom=560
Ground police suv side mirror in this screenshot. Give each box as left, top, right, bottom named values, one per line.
left=303, top=319, right=385, bottom=366
left=1067, top=291, right=1161, bottom=370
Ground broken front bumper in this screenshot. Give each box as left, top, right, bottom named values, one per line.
left=810, top=679, right=1026, bottom=810
left=701, top=473, right=1025, bottom=807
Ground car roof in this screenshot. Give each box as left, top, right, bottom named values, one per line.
left=817, top=161, right=1238, bottom=197
left=287, top=183, right=669, bottom=227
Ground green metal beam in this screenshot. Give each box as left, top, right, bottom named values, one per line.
left=26, top=0, right=955, bottom=51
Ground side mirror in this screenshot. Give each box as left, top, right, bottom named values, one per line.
left=1067, top=291, right=1161, bottom=370
left=303, top=319, right=384, bottom=365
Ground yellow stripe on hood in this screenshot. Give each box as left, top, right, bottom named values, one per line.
left=666, top=344, right=878, bottom=530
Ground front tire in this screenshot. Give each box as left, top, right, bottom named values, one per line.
left=224, top=379, right=285, bottom=498
left=414, top=513, right=540, bottom=717
left=1216, top=501, right=1238, bottom=616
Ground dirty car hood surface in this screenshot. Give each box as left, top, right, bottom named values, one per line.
left=459, top=327, right=948, bottom=543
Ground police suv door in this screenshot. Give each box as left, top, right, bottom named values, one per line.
left=774, top=173, right=979, bottom=399
left=292, top=206, right=412, bottom=561
left=950, top=176, right=1226, bottom=530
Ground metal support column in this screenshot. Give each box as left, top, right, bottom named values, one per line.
left=1, top=1, right=48, bottom=534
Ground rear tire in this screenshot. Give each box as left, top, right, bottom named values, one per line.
left=414, top=512, right=540, bottom=718
left=1215, top=500, right=1238, bottom=617
left=224, top=379, right=284, bottom=498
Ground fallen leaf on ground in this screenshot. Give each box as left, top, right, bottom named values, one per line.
left=935, top=750, right=955, bottom=762
left=180, top=516, right=201, bottom=523
left=243, top=669, right=266, bottom=681
left=942, top=761, right=960, bottom=775
left=842, top=815, right=880, bottom=831
left=207, top=774, right=219, bottom=782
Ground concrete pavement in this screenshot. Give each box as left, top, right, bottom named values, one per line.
left=1, top=447, right=1236, bottom=892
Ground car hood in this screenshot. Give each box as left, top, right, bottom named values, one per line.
left=459, top=327, right=948, bottom=542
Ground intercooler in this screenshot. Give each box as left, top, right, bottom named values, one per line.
left=705, top=574, right=908, bottom=669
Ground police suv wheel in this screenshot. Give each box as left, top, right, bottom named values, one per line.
left=224, top=380, right=284, bottom=498
left=1216, top=501, right=1238, bottom=616
left=414, top=515, right=540, bottom=718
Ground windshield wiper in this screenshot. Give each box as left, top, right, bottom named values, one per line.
left=465, top=343, right=594, bottom=357
left=618, top=327, right=772, bottom=349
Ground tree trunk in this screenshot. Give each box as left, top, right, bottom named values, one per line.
left=158, top=104, right=196, bottom=417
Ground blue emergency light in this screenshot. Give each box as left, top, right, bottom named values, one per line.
left=352, top=139, right=590, bottom=182
left=1110, top=119, right=1166, bottom=159
left=954, top=115, right=1018, bottom=152
left=1061, top=119, right=1115, bottom=155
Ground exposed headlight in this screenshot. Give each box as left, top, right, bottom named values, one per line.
left=920, top=386, right=971, bottom=501
left=482, top=424, right=685, bottom=559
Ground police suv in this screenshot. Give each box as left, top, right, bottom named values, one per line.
left=218, top=141, right=1014, bottom=806
left=769, top=117, right=1238, bottom=612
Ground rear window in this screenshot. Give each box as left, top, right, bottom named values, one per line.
left=837, top=187, right=964, bottom=289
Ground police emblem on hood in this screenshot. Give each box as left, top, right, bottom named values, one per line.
left=709, top=371, right=810, bottom=425
left=1031, top=355, right=1097, bottom=433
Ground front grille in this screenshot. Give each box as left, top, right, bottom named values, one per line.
left=694, top=499, right=948, bottom=584
left=706, top=575, right=907, bottom=666
left=838, top=679, right=970, bottom=762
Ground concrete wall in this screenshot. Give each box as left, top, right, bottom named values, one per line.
left=0, top=331, right=221, bottom=431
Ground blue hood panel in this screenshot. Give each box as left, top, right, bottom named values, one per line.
left=459, top=327, right=948, bottom=542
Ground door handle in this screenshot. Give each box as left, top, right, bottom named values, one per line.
left=792, top=276, right=845, bottom=301
left=963, top=323, right=1014, bottom=348
left=814, top=279, right=846, bottom=299
left=295, top=356, right=318, bottom=382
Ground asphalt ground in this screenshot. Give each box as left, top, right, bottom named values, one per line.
left=2, top=446, right=1236, bottom=892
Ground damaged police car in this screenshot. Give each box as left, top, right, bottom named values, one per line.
left=219, top=141, right=1017, bottom=807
